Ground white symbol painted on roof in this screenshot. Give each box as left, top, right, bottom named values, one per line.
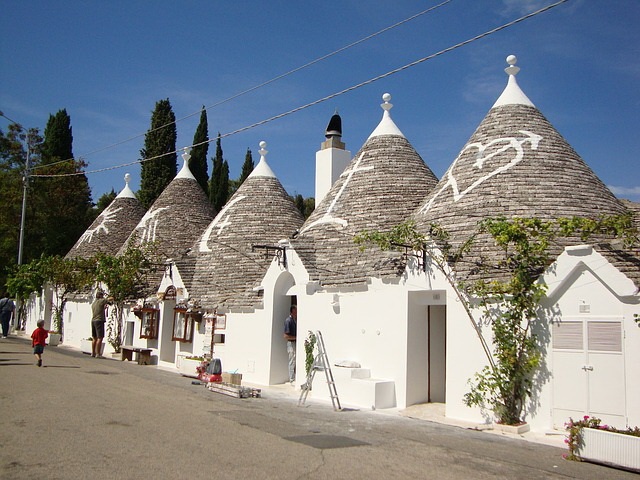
left=198, top=195, right=247, bottom=252
left=420, top=130, right=542, bottom=213
left=76, top=206, right=122, bottom=247
left=136, top=206, right=170, bottom=243
left=301, top=151, right=374, bottom=233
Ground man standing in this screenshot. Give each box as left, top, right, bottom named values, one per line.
left=283, top=305, right=297, bottom=384
left=0, top=293, right=15, bottom=338
left=91, top=291, right=113, bottom=357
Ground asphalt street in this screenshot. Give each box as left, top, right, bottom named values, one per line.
left=0, top=335, right=635, bottom=479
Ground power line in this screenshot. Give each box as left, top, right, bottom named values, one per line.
left=32, top=0, right=570, bottom=180
left=30, top=1, right=454, bottom=171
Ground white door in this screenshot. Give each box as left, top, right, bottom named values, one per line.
left=552, top=319, right=626, bottom=429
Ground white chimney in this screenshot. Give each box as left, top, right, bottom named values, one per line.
left=315, top=111, right=351, bottom=205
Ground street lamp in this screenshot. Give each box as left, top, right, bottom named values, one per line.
left=0, top=111, right=31, bottom=265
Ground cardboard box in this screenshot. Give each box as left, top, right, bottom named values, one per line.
left=222, top=373, right=242, bottom=385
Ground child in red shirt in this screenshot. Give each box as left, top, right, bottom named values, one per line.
left=31, top=320, right=49, bottom=367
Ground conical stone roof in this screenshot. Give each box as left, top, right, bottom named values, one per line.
left=119, top=152, right=216, bottom=290
left=293, top=94, right=439, bottom=287
left=66, top=174, right=146, bottom=259
left=413, top=55, right=630, bottom=284
left=190, top=142, right=304, bottom=311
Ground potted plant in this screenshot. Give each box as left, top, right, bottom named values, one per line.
left=565, top=416, right=640, bottom=472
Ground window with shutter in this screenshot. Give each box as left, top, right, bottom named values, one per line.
left=552, top=321, right=583, bottom=350
left=588, top=321, right=622, bottom=352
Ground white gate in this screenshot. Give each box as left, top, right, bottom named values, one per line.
left=552, top=319, right=626, bottom=429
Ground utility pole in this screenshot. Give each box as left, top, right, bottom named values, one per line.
left=17, top=134, right=30, bottom=265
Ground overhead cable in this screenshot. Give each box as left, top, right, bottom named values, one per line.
left=32, top=0, right=453, bottom=171
left=32, top=0, right=570, bottom=179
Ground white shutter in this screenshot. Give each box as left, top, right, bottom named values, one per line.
left=588, top=322, right=622, bottom=352
left=552, top=321, right=583, bottom=350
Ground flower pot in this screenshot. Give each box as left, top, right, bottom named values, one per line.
left=47, top=333, right=61, bottom=346
left=578, top=427, right=640, bottom=472
left=177, top=357, right=203, bottom=378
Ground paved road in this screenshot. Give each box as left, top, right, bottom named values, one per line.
left=0, top=335, right=635, bottom=480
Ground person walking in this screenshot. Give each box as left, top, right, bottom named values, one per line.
left=31, top=320, right=49, bottom=367
left=283, top=305, right=297, bottom=384
left=91, top=291, right=113, bottom=358
left=0, top=293, right=15, bottom=338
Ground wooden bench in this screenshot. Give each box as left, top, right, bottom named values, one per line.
left=121, top=346, right=153, bottom=365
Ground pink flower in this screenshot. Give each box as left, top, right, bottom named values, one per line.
left=583, top=415, right=590, bottom=420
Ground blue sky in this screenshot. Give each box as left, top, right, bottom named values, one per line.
left=1, top=0, right=639, bottom=203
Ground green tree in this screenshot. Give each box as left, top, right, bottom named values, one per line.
left=189, top=107, right=209, bottom=196
left=36, top=109, right=92, bottom=258
left=294, top=194, right=304, bottom=215
left=138, top=99, right=177, bottom=209
left=5, top=255, right=48, bottom=329
left=94, top=243, right=159, bottom=352
left=0, top=124, right=28, bottom=288
left=303, top=197, right=315, bottom=219
left=290, top=194, right=315, bottom=220
left=239, top=148, right=254, bottom=185
left=208, top=133, right=229, bottom=211
left=0, top=121, right=45, bottom=290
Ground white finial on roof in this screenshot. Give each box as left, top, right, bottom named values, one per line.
left=116, top=172, right=136, bottom=198
left=492, top=54, right=535, bottom=108
left=381, top=93, right=393, bottom=111
left=368, top=93, right=405, bottom=139
left=182, top=147, right=191, bottom=163
left=248, top=140, right=276, bottom=178
left=176, top=146, right=196, bottom=180
left=505, top=54, right=520, bottom=76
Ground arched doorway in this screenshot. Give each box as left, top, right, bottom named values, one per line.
left=269, top=272, right=296, bottom=384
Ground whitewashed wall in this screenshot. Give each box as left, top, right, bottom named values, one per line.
left=542, top=246, right=640, bottom=431
left=60, top=294, right=93, bottom=348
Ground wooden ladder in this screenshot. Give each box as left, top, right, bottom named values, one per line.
left=298, top=330, right=341, bottom=411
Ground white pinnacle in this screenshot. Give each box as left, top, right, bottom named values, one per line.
left=368, top=92, right=405, bottom=139
left=249, top=140, right=276, bottom=178
left=492, top=54, right=535, bottom=108
left=116, top=172, right=136, bottom=198
left=176, top=146, right=196, bottom=180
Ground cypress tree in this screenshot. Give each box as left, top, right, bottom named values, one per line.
left=190, top=107, right=209, bottom=196
left=217, top=160, right=229, bottom=211
left=208, top=133, right=229, bottom=211
left=239, top=148, right=254, bottom=185
left=41, top=109, right=73, bottom=162
left=138, top=99, right=177, bottom=209
left=294, top=194, right=305, bottom=216
left=36, top=109, right=92, bottom=256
